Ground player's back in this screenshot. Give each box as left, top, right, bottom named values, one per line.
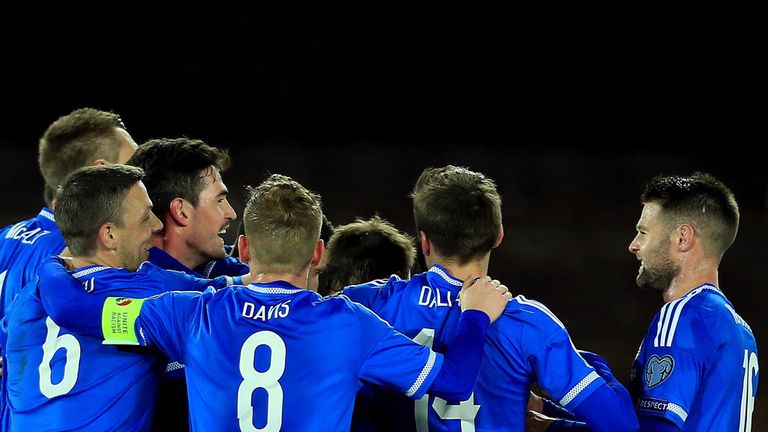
left=632, top=285, right=759, bottom=431
left=0, top=209, right=66, bottom=318
left=3, top=259, right=231, bottom=432
left=344, top=265, right=602, bottom=431
left=139, top=281, right=441, bottom=431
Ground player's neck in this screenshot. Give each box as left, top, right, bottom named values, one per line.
left=70, top=252, right=123, bottom=271
left=663, top=262, right=720, bottom=302
left=427, top=253, right=490, bottom=283
left=248, top=266, right=309, bottom=290
left=152, top=232, right=205, bottom=270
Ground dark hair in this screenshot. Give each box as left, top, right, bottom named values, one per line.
left=127, top=137, right=230, bottom=223
left=642, top=171, right=739, bottom=257
left=411, top=165, right=502, bottom=264
left=38, top=108, right=127, bottom=205
left=55, top=165, right=145, bottom=256
left=243, top=174, right=322, bottom=274
left=321, top=216, right=416, bottom=295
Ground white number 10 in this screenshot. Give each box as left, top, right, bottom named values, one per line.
left=739, top=349, right=758, bottom=432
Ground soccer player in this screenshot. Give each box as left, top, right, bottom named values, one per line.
left=343, top=165, right=638, bottom=432
left=3, top=165, right=242, bottom=431
left=0, top=108, right=137, bottom=430
left=627, top=172, right=758, bottom=431
left=0, top=108, right=137, bottom=321
left=126, top=137, right=248, bottom=279
left=39, top=173, right=513, bottom=431
left=319, top=215, right=416, bottom=296
left=125, top=137, right=250, bottom=429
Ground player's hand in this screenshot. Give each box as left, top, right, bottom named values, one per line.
left=526, top=409, right=555, bottom=432
left=240, top=273, right=252, bottom=285
left=459, top=276, right=512, bottom=322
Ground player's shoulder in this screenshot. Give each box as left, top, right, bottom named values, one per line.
left=504, top=295, right=568, bottom=331
left=649, top=284, right=742, bottom=349
left=343, top=273, right=415, bottom=301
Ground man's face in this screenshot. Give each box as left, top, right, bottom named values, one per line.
left=628, top=202, right=680, bottom=293
left=186, top=166, right=237, bottom=265
left=114, top=182, right=163, bottom=271
left=114, top=128, right=139, bottom=164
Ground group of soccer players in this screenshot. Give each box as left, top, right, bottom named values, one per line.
left=0, top=108, right=759, bottom=431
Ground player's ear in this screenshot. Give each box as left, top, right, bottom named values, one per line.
left=677, top=223, right=695, bottom=252
left=99, top=222, right=118, bottom=250
left=310, top=239, right=324, bottom=267
left=492, top=225, right=504, bottom=249
left=168, top=197, right=191, bottom=226
left=419, top=231, right=431, bottom=257
left=92, top=158, right=109, bottom=166
left=237, top=235, right=250, bottom=263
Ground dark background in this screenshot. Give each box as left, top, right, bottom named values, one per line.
left=1, top=10, right=764, bottom=426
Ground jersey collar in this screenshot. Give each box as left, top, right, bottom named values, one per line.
left=248, top=280, right=305, bottom=295
left=426, top=264, right=464, bottom=290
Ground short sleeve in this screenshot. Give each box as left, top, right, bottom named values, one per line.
left=531, top=327, right=605, bottom=410
left=355, top=304, right=444, bottom=399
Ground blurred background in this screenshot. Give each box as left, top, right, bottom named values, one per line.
left=1, top=10, right=764, bottom=425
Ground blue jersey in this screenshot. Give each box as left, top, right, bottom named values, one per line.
left=0, top=208, right=66, bottom=431
left=344, top=264, right=605, bottom=431
left=148, top=246, right=249, bottom=279
left=100, top=281, right=445, bottom=431
left=0, top=208, right=66, bottom=319
left=630, top=284, right=759, bottom=431
left=3, top=258, right=236, bottom=432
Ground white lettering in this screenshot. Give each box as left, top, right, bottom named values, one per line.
left=242, top=302, right=255, bottom=318
left=245, top=301, right=292, bottom=322
left=418, top=286, right=432, bottom=306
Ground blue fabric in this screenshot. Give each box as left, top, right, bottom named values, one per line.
left=344, top=264, right=634, bottom=431
left=3, top=257, right=230, bottom=431
left=127, top=281, right=449, bottom=431
left=630, top=285, right=759, bottom=430
left=0, top=208, right=66, bottom=432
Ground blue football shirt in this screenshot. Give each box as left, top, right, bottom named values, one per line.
left=0, top=208, right=66, bottom=431
left=101, top=281, right=445, bottom=431
left=0, top=208, right=66, bottom=319
left=344, top=264, right=605, bottom=431
left=3, top=257, right=236, bottom=432
left=630, top=284, right=759, bottom=431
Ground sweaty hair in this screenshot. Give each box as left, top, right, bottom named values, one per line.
left=411, top=165, right=502, bottom=264
left=243, top=174, right=322, bottom=275
left=322, top=216, right=416, bottom=296
left=641, top=171, right=739, bottom=258
left=38, top=108, right=127, bottom=205
left=55, top=165, right=145, bottom=256
left=127, top=137, right=230, bottom=222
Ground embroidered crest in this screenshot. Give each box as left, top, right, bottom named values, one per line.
left=645, top=354, right=674, bottom=389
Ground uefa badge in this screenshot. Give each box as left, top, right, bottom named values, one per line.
left=644, top=354, right=674, bottom=389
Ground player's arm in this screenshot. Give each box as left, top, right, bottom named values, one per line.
left=531, top=328, right=638, bottom=432
left=101, top=289, right=207, bottom=362
left=359, top=277, right=511, bottom=401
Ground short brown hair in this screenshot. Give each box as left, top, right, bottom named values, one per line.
left=641, top=171, right=739, bottom=258
left=323, top=216, right=416, bottom=295
left=412, top=165, right=502, bottom=264
left=243, top=174, right=322, bottom=274
left=55, top=165, right=145, bottom=256
left=38, top=108, right=127, bottom=203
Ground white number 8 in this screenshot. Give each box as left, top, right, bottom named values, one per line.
left=238, top=331, right=286, bottom=432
